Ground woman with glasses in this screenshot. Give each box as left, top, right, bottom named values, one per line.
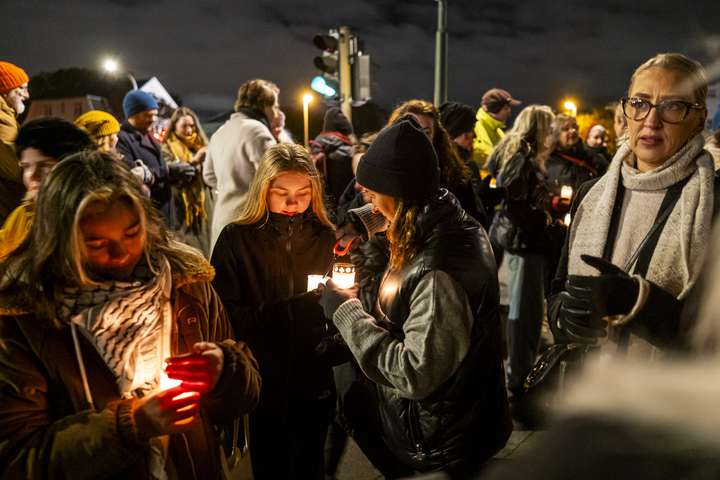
left=548, top=53, right=715, bottom=355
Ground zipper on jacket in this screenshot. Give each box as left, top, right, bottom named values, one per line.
left=285, top=216, right=295, bottom=294
left=408, top=400, right=427, bottom=463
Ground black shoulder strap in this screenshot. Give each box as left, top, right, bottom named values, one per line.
left=631, top=175, right=692, bottom=277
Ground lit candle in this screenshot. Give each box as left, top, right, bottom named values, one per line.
left=560, top=185, right=573, bottom=200
left=307, top=274, right=325, bottom=291
left=332, top=263, right=356, bottom=289
left=489, top=178, right=497, bottom=189
left=564, top=213, right=572, bottom=225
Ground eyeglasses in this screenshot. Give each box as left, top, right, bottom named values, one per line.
left=621, top=96, right=705, bottom=124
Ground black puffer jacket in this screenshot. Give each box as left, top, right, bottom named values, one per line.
left=210, top=212, right=335, bottom=418
left=371, top=191, right=511, bottom=472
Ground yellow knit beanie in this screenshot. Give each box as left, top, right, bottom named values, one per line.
left=74, top=110, right=120, bottom=140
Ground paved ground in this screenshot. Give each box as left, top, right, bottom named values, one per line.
left=335, top=428, right=543, bottom=479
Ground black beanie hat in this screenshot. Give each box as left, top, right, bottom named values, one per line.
left=322, top=107, right=353, bottom=135
left=439, top=101, right=476, bottom=138
left=357, top=116, right=440, bottom=202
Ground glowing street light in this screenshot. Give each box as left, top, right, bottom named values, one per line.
left=101, top=56, right=138, bottom=90
left=302, top=92, right=313, bottom=148
left=562, top=99, right=578, bottom=117
left=102, top=58, right=119, bottom=74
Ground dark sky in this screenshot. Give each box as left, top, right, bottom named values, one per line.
left=5, top=0, right=720, bottom=116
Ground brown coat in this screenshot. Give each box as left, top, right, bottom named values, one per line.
left=0, top=261, right=261, bottom=479
left=0, top=95, right=24, bottom=223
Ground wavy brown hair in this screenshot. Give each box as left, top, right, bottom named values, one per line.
left=234, top=79, right=279, bottom=113
left=166, top=106, right=209, bottom=146
left=388, top=99, right=472, bottom=189
left=386, top=201, right=423, bottom=269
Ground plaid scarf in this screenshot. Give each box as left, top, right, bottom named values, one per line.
left=58, top=256, right=172, bottom=398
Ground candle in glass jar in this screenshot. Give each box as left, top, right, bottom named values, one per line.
left=560, top=185, right=573, bottom=200
left=332, top=263, right=356, bottom=289
left=307, top=274, right=325, bottom=291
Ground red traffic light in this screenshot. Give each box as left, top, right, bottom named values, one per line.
left=313, top=34, right=338, bottom=52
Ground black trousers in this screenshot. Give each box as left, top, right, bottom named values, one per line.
left=250, top=398, right=334, bottom=480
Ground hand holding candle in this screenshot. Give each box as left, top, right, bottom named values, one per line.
left=165, top=342, right=224, bottom=394
left=133, top=386, right=202, bottom=437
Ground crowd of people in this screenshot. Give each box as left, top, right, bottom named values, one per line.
left=0, top=50, right=720, bottom=480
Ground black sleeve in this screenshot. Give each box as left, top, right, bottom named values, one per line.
left=502, top=157, right=548, bottom=236
left=210, top=226, right=289, bottom=344
left=627, top=281, right=685, bottom=350
left=115, top=134, right=135, bottom=170
left=547, top=179, right=597, bottom=338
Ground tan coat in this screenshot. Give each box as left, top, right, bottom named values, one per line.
left=0, top=95, right=25, bottom=222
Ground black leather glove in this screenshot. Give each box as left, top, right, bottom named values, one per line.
left=317, top=279, right=359, bottom=321
left=558, top=255, right=639, bottom=343
left=166, top=161, right=196, bottom=183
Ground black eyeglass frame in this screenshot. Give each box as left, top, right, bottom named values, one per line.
left=620, top=96, right=705, bottom=124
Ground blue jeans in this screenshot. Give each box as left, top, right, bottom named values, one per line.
left=505, top=252, right=546, bottom=394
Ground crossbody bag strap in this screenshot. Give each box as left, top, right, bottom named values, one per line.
left=626, top=175, right=691, bottom=276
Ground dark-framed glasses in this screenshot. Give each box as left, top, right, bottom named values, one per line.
left=621, top=96, right=705, bottom=124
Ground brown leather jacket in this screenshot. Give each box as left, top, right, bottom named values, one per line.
left=0, top=262, right=261, bottom=479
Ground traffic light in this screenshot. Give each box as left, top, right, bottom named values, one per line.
left=312, top=30, right=340, bottom=98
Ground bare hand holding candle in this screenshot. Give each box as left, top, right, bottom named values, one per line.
left=133, top=386, right=202, bottom=436
left=164, top=342, right=224, bottom=394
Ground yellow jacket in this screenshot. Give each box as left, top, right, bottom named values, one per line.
left=472, top=108, right=506, bottom=168
left=0, top=201, right=32, bottom=260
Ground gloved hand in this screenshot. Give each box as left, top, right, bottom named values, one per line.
left=558, top=255, right=639, bottom=343
left=131, top=160, right=154, bottom=185
left=317, top=279, right=359, bottom=321
left=167, top=161, right=197, bottom=183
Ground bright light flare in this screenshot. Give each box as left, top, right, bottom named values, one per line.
left=302, top=93, right=313, bottom=105
left=102, top=58, right=119, bottom=73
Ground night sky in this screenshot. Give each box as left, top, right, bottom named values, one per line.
left=5, top=0, right=720, bottom=116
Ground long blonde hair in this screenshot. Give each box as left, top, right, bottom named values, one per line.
left=493, top=105, right=555, bottom=172
left=235, top=143, right=334, bottom=228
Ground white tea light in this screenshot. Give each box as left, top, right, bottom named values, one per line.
left=332, top=263, right=356, bottom=289
left=307, top=274, right=325, bottom=291
left=560, top=185, right=573, bottom=200
left=564, top=213, right=572, bottom=225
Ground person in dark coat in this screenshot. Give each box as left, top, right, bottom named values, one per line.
left=549, top=53, right=714, bottom=356
left=211, top=143, right=337, bottom=479
left=117, top=90, right=195, bottom=229
left=310, top=107, right=356, bottom=209
left=489, top=105, right=560, bottom=399
left=387, top=99, right=489, bottom=226
left=318, top=118, right=511, bottom=479
left=0, top=151, right=261, bottom=479
left=545, top=114, right=603, bottom=221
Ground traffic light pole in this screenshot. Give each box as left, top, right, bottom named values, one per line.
left=339, top=25, right=353, bottom=121
left=433, top=0, right=448, bottom=107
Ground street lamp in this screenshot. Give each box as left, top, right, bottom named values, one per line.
left=562, top=99, right=578, bottom=117
left=101, top=56, right=138, bottom=90
left=302, top=93, right=313, bottom=148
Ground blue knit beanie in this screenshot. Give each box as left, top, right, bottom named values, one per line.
left=123, top=90, right=159, bottom=119
left=711, top=107, right=720, bottom=133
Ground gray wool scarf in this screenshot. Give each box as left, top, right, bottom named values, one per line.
left=567, top=133, right=714, bottom=299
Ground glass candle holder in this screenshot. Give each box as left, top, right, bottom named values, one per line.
left=307, top=274, right=325, bottom=291
left=332, top=263, right=356, bottom=289
left=560, top=185, right=573, bottom=200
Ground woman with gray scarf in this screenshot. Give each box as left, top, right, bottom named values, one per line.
left=550, top=53, right=715, bottom=354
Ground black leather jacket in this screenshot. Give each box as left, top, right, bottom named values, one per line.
left=371, top=191, right=511, bottom=471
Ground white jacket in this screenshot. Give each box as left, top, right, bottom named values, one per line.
left=204, top=112, right=276, bottom=249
